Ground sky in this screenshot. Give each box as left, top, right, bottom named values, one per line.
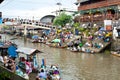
left=0, top=0, right=77, bottom=20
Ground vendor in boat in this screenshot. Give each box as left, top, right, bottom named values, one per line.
left=25, top=59, right=32, bottom=75
left=50, top=65, right=60, bottom=75
left=36, top=68, right=47, bottom=80
left=51, top=74, right=60, bottom=80
left=3, top=56, right=8, bottom=66
left=4, top=56, right=16, bottom=72
left=51, top=68, right=60, bottom=80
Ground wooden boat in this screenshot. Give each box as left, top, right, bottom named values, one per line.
left=111, top=51, right=120, bottom=57
left=0, top=62, right=28, bottom=80
left=48, top=43, right=67, bottom=49
left=16, top=47, right=43, bottom=73
left=31, top=39, right=46, bottom=43
left=35, top=59, right=61, bottom=80
left=31, top=39, right=40, bottom=43
left=70, top=49, right=81, bottom=52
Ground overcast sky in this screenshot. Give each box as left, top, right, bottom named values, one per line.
left=0, top=0, right=77, bottom=20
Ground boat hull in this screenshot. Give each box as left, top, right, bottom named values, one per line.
left=111, top=51, right=120, bottom=57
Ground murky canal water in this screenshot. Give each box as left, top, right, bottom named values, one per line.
left=1, top=34, right=120, bottom=80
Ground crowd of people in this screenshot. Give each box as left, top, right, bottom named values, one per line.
left=67, top=37, right=83, bottom=51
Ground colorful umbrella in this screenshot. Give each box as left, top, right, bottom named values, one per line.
left=32, top=35, right=39, bottom=39
left=52, top=39, right=60, bottom=43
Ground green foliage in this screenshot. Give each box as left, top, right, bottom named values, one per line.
left=84, top=29, right=89, bottom=36
left=53, top=12, right=72, bottom=27
left=78, top=27, right=85, bottom=32
left=73, top=22, right=80, bottom=29
left=0, top=71, right=11, bottom=80
left=63, top=28, right=72, bottom=33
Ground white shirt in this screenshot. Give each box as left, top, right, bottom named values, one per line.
left=26, top=64, right=30, bottom=70
left=0, top=56, right=4, bottom=62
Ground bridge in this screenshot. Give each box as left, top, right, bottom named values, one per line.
left=19, top=21, right=53, bottom=30
left=2, top=19, right=55, bottom=30
left=21, top=24, right=51, bottom=30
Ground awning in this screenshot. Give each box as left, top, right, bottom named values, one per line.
left=16, top=47, right=42, bottom=55
left=8, top=45, right=17, bottom=58
left=52, top=39, right=61, bottom=43
left=32, top=35, right=39, bottom=39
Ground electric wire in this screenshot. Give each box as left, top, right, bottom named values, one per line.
left=0, top=0, right=15, bottom=9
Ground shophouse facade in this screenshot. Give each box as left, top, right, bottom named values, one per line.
left=77, top=0, right=120, bottom=27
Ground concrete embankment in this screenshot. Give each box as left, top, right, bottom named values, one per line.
left=111, top=38, right=120, bottom=50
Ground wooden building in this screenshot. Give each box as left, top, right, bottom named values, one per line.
left=76, top=0, right=120, bottom=27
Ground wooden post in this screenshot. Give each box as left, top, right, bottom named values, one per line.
left=24, top=26, right=27, bottom=36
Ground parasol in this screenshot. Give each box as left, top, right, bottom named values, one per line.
left=32, top=35, right=39, bottom=39
left=52, top=39, right=60, bottom=43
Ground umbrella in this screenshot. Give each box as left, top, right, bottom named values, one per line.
left=32, top=35, right=39, bottom=39
left=8, top=45, right=18, bottom=58
left=52, top=39, right=60, bottom=43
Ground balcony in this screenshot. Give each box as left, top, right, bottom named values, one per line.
left=78, top=0, right=120, bottom=10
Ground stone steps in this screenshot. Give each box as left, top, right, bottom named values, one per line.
left=83, top=38, right=111, bottom=53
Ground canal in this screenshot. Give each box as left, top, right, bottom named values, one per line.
left=1, top=34, right=120, bottom=80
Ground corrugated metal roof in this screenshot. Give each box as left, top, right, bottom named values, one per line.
left=16, top=47, right=42, bottom=55
left=80, top=0, right=89, bottom=3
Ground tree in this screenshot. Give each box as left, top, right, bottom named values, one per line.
left=53, top=12, right=72, bottom=27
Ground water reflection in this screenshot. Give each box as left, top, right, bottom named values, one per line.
left=1, top=34, right=120, bottom=80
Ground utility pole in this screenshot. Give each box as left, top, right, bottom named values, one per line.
left=56, top=2, right=62, bottom=16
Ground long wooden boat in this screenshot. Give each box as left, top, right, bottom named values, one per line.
left=0, top=62, right=28, bottom=80
left=68, top=47, right=94, bottom=53
left=31, top=39, right=46, bottom=43
left=70, top=49, right=82, bottom=52
left=48, top=43, right=67, bottom=49
left=111, top=51, right=120, bottom=57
